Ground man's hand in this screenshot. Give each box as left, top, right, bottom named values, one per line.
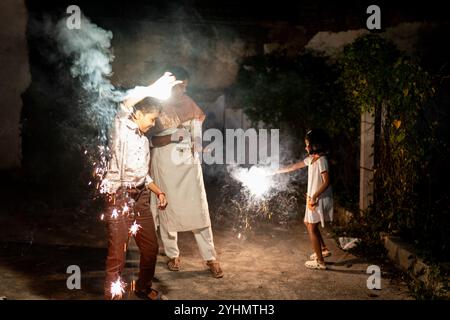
left=147, top=72, right=183, bottom=101
left=122, top=72, right=183, bottom=109
left=157, top=193, right=168, bottom=210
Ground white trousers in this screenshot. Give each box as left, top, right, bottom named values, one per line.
left=159, top=222, right=217, bottom=261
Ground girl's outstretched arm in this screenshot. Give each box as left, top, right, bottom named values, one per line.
left=273, top=160, right=306, bottom=175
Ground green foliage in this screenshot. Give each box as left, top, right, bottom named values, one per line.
left=339, top=34, right=449, bottom=262
left=235, top=50, right=358, bottom=137
left=406, top=263, right=449, bottom=300
left=340, top=34, right=401, bottom=114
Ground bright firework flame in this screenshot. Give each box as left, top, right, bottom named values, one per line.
left=129, top=220, right=141, bottom=236
left=221, top=163, right=299, bottom=239
left=144, top=72, right=180, bottom=101
left=110, top=277, right=126, bottom=300
left=230, top=166, right=273, bottom=198
left=111, top=208, right=119, bottom=219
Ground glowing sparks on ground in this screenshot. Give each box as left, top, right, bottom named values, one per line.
left=100, top=214, right=105, bottom=220
left=129, top=220, right=142, bottom=236
left=110, top=277, right=126, bottom=300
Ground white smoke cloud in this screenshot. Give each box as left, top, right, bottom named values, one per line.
left=52, top=14, right=123, bottom=143
left=55, top=15, right=114, bottom=92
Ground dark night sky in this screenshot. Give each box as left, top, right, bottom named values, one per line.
left=26, top=0, right=449, bottom=25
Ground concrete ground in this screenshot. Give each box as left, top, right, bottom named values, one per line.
left=0, top=206, right=412, bottom=300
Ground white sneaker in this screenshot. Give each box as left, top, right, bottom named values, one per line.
left=305, top=259, right=327, bottom=270
left=309, top=249, right=332, bottom=260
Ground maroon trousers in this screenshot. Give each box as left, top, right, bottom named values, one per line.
left=104, top=188, right=158, bottom=299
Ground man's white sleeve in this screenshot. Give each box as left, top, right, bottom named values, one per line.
left=124, top=86, right=152, bottom=100
left=145, top=174, right=154, bottom=186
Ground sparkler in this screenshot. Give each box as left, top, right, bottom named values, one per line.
left=218, top=164, right=301, bottom=239
left=129, top=220, right=142, bottom=236
left=110, top=277, right=126, bottom=300
left=122, top=203, right=129, bottom=214
left=229, top=165, right=273, bottom=199
left=111, top=208, right=119, bottom=219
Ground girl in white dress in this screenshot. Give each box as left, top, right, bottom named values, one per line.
left=274, top=129, right=333, bottom=270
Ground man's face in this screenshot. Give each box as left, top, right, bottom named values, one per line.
left=135, top=111, right=159, bottom=133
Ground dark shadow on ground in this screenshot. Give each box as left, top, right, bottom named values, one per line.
left=0, top=241, right=106, bottom=299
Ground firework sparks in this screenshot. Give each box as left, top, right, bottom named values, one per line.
left=129, top=220, right=142, bottom=236
left=219, top=163, right=300, bottom=239
left=230, top=166, right=273, bottom=198
left=111, top=208, right=119, bottom=219
left=110, top=277, right=126, bottom=300
left=122, top=203, right=130, bottom=215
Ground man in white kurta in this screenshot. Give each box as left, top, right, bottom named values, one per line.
left=149, top=67, right=223, bottom=278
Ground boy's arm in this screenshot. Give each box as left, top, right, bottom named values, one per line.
left=102, top=119, right=127, bottom=194
left=121, top=86, right=152, bottom=111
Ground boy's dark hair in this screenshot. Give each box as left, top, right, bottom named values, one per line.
left=305, top=128, right=331, bottom=156
left=133, top=97, right=162, bottom=115
left=166, top=66, right=190, bottom=81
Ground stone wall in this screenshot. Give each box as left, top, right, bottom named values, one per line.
left=0, top=0, right=30, bottom=169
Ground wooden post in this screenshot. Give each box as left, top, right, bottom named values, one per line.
left=359, top=111, right=375, bottom=213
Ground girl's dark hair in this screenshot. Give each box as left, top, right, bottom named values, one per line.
left=166, top=66, right=190, bottom=81
left=305, top=128, right=331, bottom=156
left=133, top=97, right=162, bottom=115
